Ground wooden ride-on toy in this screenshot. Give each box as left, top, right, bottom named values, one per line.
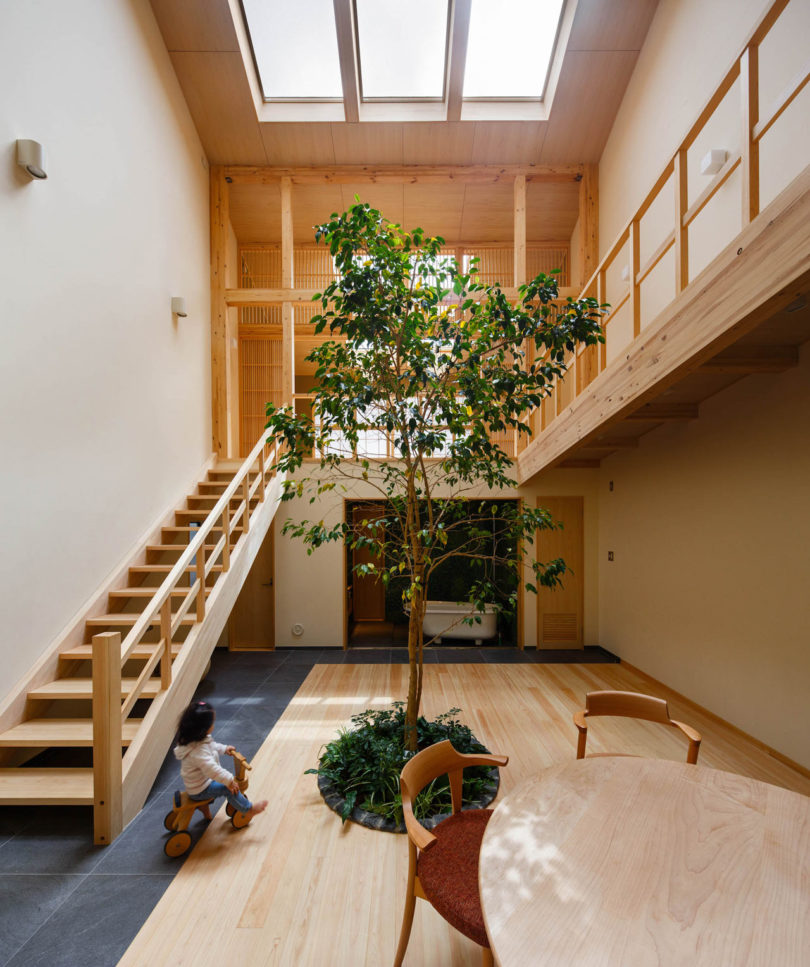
left=163, top=750, right=253, bottom=857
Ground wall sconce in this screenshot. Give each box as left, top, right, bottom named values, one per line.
left=700, top=149, right=727, bottom=175
left=16, top=139, right=47, bottom=180
left=171, top=297, right=188, bottom=317
left=621, top=264, right=630, bottom=283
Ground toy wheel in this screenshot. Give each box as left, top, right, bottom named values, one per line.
left=163, top=810, right=177, bottom=831
left=164, top=831, right=192, bottom=857
left=231, top=810, right=251, bottom=829
left=225, top=804, right=236, bottom=818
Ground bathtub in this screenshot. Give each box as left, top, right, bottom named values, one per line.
left=406, top=601, right=498, bottom=645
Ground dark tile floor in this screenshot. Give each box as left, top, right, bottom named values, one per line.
left=0, top=644, right=617, bottom=966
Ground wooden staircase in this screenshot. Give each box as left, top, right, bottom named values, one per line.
left=0, top=434, right=283, bottom=844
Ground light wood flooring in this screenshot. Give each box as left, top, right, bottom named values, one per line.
left=121, top=661, right=810, bottom=967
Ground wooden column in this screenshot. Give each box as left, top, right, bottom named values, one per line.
left=740, top=44, right=760, bottom=225
left=210, top=166, right=231, bottom=456
left=578, top=164, right=599, bottom=289
left=513, top=175, right=527, bottom=287
left=674, top=149, right=689, bottom=293
left=281, top=176, right=295, bottom=406
left=629, top=218, right=641, bottom=337
left=92, top=632, right=123, bottom=846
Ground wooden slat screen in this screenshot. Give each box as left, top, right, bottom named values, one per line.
left=239, top=337, right=283, bottom=456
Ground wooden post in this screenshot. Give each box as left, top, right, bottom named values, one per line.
left=674, top=149, right=689, bottom=293
left=740, top=44, right=760, bottom=225
left=243, top=476, right=251, bottom=533
left=578, top=164, right=599, bottom=289
left=92, top=632, right=123, bottom=846
left=221, top=507, right=231, bottom=571
left=196, top=545, right=206, bottom=622
left=210, top=166, right=230, bottom=457
left=514, top=175, right=527, bottom=288
left=281, top=176, right=296, bottom=407
left=159, top=599, right=172, bottom=689
left=629, top=219, right=641, bottom=336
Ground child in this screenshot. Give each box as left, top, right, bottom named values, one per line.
left=174, top=700, right=267, bottom=822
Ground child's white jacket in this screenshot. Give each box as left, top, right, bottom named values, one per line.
left=174, top=736, right=233, bottom=795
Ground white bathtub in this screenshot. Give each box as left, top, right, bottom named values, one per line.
left=407, top=601, right=498, bottom=645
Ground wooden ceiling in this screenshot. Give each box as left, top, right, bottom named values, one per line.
left=149, top=0, right=659, bottom=167
left=228, top=177, right=583, bottom=245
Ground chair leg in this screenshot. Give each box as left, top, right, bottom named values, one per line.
left=393, top=889, right=416, bottom=967
left=482, top=946, right=494, bottom=967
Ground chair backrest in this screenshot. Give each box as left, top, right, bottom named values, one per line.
left=399, top=740, right=508, bottom=852
left=574, top=689, right=701, bottom=764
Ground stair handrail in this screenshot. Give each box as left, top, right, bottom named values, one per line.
left=119, top=433, right=279, bottom=667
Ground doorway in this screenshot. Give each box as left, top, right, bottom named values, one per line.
left=228, top=526, right=275, bottom=650
left=536, top=496, right=584, bottom=648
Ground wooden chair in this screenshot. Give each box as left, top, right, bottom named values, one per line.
left=574, top=690, right=701, bottom=763
left=394, top=739, right=508, bottom=967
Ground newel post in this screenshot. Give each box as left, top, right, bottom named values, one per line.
left=92, top=631, right=123, bottom=846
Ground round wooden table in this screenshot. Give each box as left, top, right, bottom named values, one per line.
left=479, top=756, right=810, bottom=966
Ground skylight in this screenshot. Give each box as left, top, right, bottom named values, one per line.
left=463, top=0, right=565, bottom=99
left=242, top=0, right=343, bottom=99
left=355, top=0, right=449, bottom=100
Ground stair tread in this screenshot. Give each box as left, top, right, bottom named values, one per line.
left=0, top=718, right=142, bottom=746
left=0, top=768, right=94, bottom=804
left=129, top=564, right=224, bottom=573
left=86, top=613, right=196, bottom=626
left=162, top=525, right=244, bottom=533
left=108, top=587, right=210, bottom=598
left=61, top=642, right=182, bottom=660
left=29, top=678, right=162, bottom=700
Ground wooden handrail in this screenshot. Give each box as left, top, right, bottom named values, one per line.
left=114, top=432, right=280, bottom=720
left=529, top=0, right=807, bottom=438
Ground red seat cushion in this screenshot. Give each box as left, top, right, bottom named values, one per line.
left=417, top=808, right=492, bottom=949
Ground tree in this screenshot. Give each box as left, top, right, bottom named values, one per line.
left=266, top=202, right=604, bottom=750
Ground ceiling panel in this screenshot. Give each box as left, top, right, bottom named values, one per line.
left=169, top=52, right=267, bottom=165
left=230, top=183, right=280, bottom=242
left=567, top=0, right=658, bottom=51
left=402, top=123, right=477, bottom=165
left=330, top=123, right=404, bottom=165
left=470, top=122, right=547, bottom=164
left=149, top=0, right=240, bottom=51
left=403, top=183, right=466, bottom=239
left=540, top=50, right=640, bottom=163
left=260, top=124, right=337, bottom=167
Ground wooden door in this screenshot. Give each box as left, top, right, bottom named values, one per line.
left=351, top=505, right=386, bottom=621
left=536, top=497, right=584, bottom=649
left=229, top=526, right=275, bottom=649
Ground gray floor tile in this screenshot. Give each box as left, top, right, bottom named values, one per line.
left=6, top=874, right=174, bottom=967
left=0, top=808, right=102, bottom=875
left=0, top=874, right=85, bottom=965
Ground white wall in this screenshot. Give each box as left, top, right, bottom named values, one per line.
left=0, top=0, right=211, bottom=702
left=598, top=345, right=810, bottom=770
left=273, top=468, right=600, bottom=649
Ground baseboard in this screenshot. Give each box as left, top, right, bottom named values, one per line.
left=619, top=659, right=810, bottom=783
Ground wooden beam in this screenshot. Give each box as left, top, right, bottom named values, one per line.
left=282, top=303, right=295, bottom=406
left=227, top=288, right=320, bottom=305
left=333, top=0, right=360, bottom=123
left=446, top=0, right=471, bottom=122
left=223, top=164, right=584, bottom=186
left=210, top=166, right=229, bottom=457
left=280, top=177, right=293, bottom=289
left=740, top=44, right=760, bottom=225
left=624, top=404, right=700, bottom=422
left=517, top=166, right=810, bottom=483
left=92, top=632, right=123, bottom=846
left=578, top=164, right=598, bottom=289
left=700, top=345, right=798, bottom=373
left=514, top=175, right=526, bottom=288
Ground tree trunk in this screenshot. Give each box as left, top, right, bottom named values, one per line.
left=405, top=591, right=425, bottom=752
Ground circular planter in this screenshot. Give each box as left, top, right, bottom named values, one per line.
left=317, top=762, right=501, bottom=833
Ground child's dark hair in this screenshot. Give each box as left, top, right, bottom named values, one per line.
left=177, top=700, right=215, bottom=745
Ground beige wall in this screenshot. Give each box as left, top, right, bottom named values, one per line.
left=0, top=1, right=211, bottom=703
left=273, top=469, right=600, bottom=649
left=598, top=345, right=810, bottom=770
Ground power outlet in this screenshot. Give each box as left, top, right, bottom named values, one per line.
left=608, top=551, right=614, bottom=561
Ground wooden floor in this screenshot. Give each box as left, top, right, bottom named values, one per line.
left=121, top=662, right=810, bottom=967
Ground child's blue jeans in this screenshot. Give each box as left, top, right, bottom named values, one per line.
left=189, top=781, right=251, bottom=813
